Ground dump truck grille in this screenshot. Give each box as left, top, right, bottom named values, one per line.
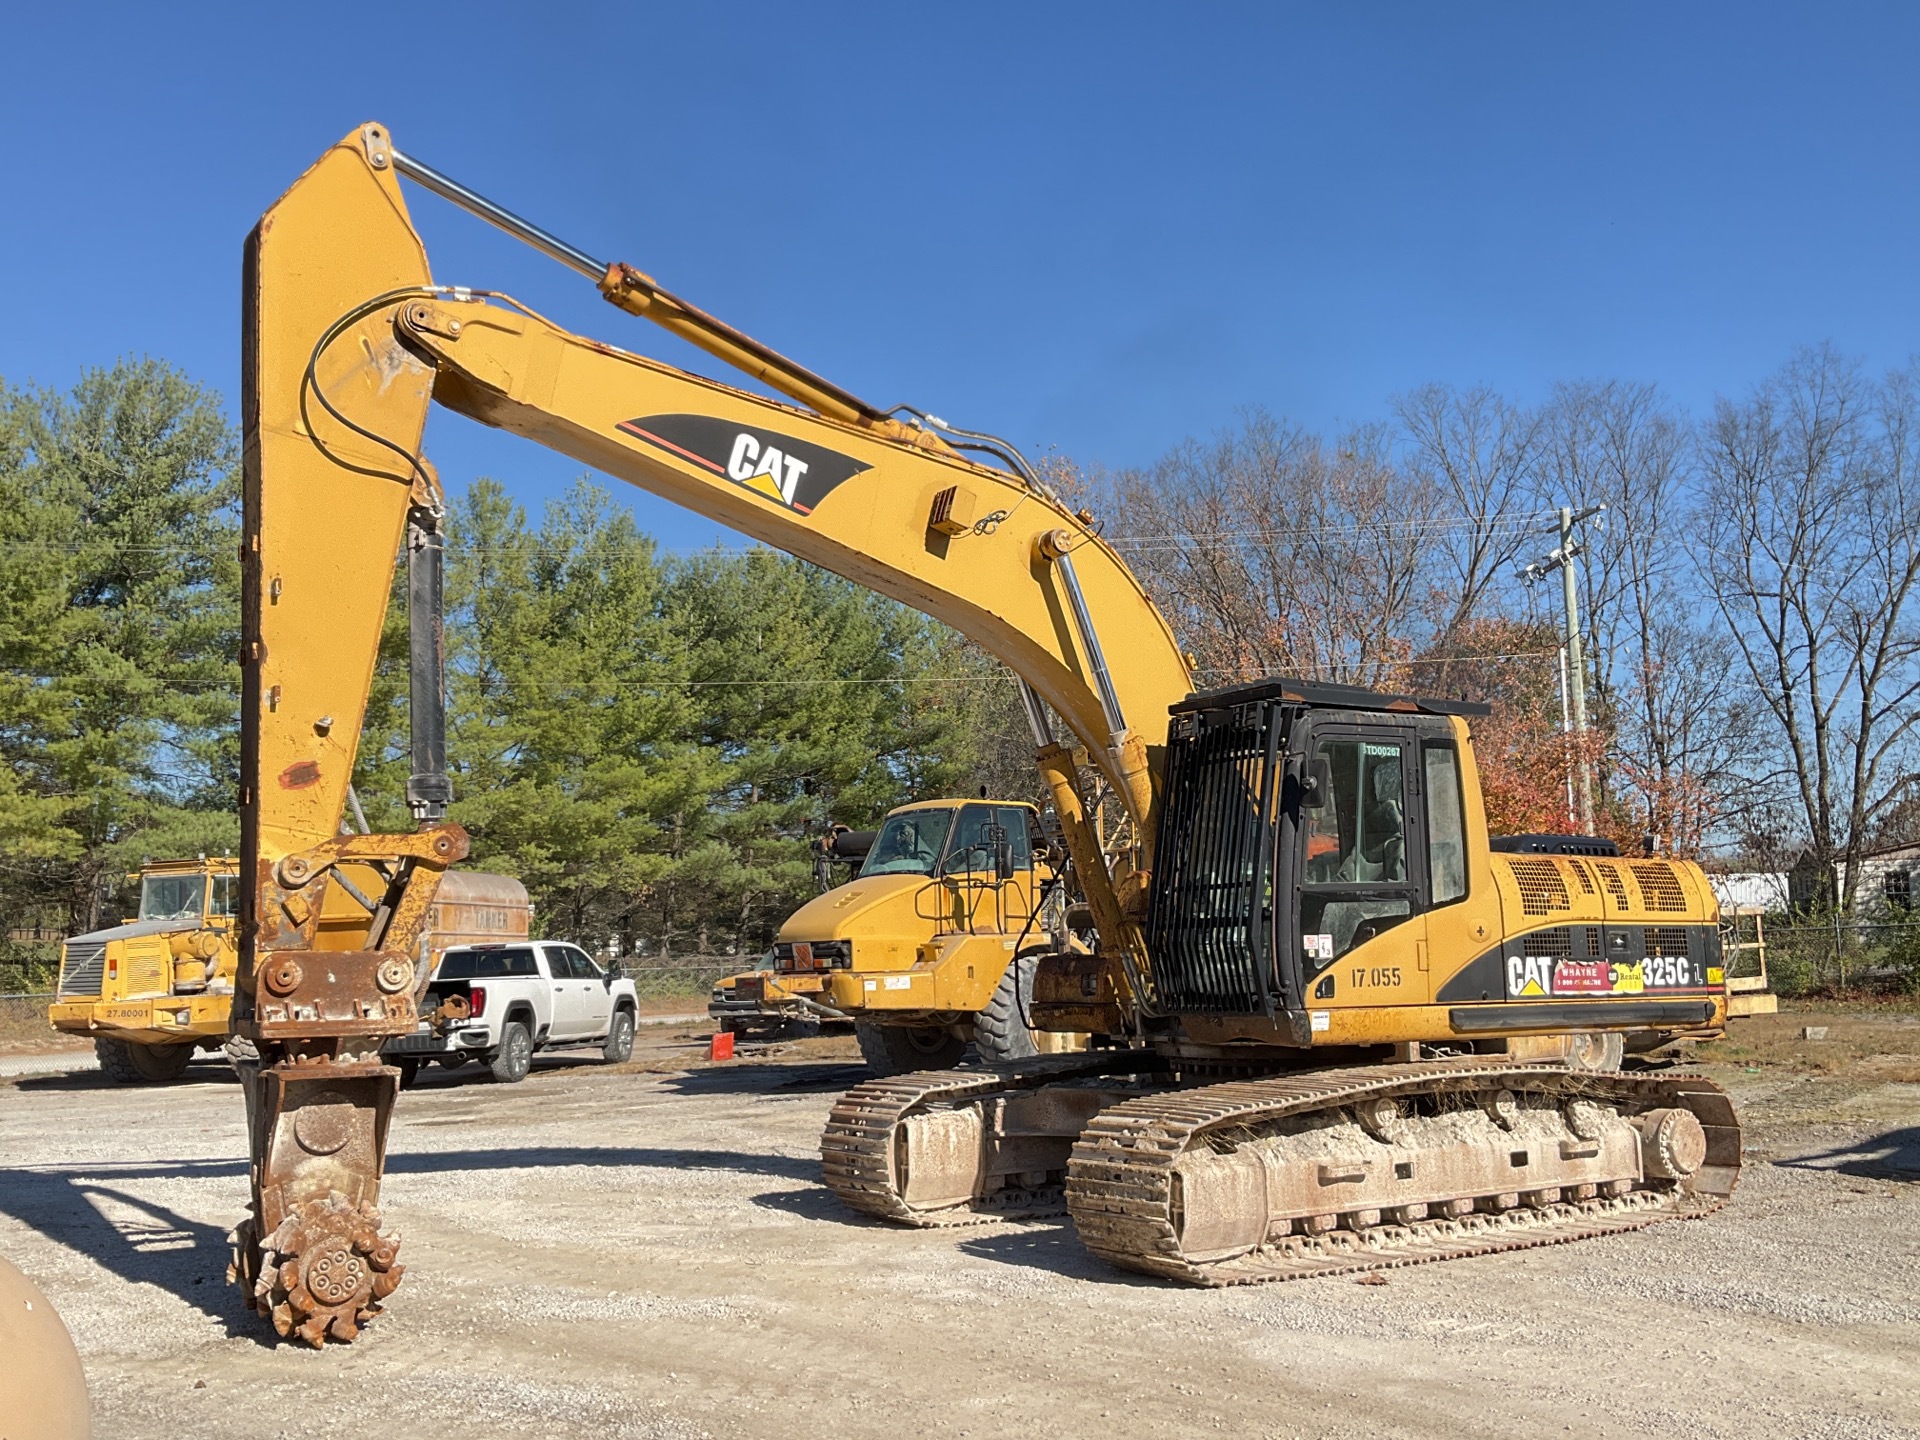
left=58, top=941, right=107, bottom=998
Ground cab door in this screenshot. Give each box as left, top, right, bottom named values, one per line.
left=542, top=945, right=591, bottom=1039
left=1293, top=723, right=1428, bottom=1000
left=937, top=803, right=1001, bottom=933
left=566, top=946, right=614, bottom=1036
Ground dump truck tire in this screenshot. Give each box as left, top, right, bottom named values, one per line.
left=855, top=1021, right=966, bottom=1075
left=972, top=954, right=1041, bottom=1064
left=95, top=1037, right=193, bottom=1084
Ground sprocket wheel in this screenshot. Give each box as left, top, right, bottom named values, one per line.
left=227, top=1193, right=403, bottom=1346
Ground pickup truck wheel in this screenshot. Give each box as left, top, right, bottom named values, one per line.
left=490, top=1021, right=533, bottom=1083
left=972, top=954, right=1042, bottom=1063
left=855, top=1021, right=966, bottom=1076
left=602, top=1008, right=635, bottom=1063
left=95, top=1038, right=194, bottom=1084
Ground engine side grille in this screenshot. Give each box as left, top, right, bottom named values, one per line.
left=1566, top=858, right=1597, bottom=895
left=58, top=941, right=107, bottom=998
left=1645, top=926, right=1691, bottom=956
left=1594, top=860, right=1633, bottom=912
left=1507, top=859, right=1571, bottom=916
left=1631, top=862, right=1689, bottom=913
left=1517, top=925, right=1573, bottom=957
left=1146, top=704, right=1282, bottom=1014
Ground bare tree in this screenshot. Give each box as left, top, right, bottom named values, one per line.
left=1540, top=380, right=1764, bottom=854
left=1701, top=346, right=1920, bottom=910
left=1394, top=383, right=1544, bottom=650
left=1105, top=410, right=1432, bottom=689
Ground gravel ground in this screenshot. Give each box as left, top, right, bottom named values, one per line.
left=1, top=1024, right=1916, bottom=1440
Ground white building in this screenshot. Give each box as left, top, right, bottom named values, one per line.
left=1707, top=872, right=1791, bottom=913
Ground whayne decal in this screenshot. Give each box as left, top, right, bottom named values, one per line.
left=615, top=413, right=870, bottom=515
left=1553, top=959, right=1611, bottom=994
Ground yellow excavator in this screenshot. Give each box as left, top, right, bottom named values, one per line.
left=226, top=123, right=1739, bottom=1344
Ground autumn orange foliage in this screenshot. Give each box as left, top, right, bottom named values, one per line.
left=1405, top=619, right=1591, bottom=838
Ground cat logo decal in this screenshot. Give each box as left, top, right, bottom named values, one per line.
left=616, top=413, right=870, bottom=515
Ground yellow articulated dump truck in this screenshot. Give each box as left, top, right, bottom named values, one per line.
left=49, top=857, right=529, bottom=1083
left=770, top=798, right=1084, bottom=1073
left=48, top=857, right=242, bottom=1081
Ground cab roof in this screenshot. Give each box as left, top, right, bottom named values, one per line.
left=1171, top=677, right=1491, bottom=718
left=883, top=798, right=1038, bottom=815
left=137, top=857, right=240, bottom=874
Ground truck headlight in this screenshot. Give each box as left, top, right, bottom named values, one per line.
left=773, top=940, right=852, bottom=972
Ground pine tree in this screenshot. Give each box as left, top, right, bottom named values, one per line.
left=0, top=361, right=238, bottom=975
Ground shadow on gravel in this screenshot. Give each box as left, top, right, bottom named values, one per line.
left=387, top=1144, right=821, bottom=1183
left=955, top=1225, right=1158, bottom=1285
left=751, top=1186, right=866, bottom=1225
left=8, top=1062, right=237, bottom=1094
left=662, top=1062, right=869, bottom=1096
left=0, top=1165, right=266, bottom=1342
left=0, top=1145, right=820, bottom=1326
left=1779, top=1125, right=1920, bottom=1180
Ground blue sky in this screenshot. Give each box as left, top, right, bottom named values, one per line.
left=4, top=2, right=1916, bottom=550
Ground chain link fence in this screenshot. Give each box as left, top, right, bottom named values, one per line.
left=598, top=956, right=747, bottom=1002
left=0, top=942, right=60, bottom=996
left=1763, top=920, right=1920, bottom=997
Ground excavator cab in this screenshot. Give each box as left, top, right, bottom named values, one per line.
left=1147, top=680, right=1481, bottom=1023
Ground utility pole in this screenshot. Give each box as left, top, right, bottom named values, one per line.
left=1519, top=503, right=1605, bottom=835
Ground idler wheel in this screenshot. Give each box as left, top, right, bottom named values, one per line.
left=1632, top=1108, right=1708, bottom=1181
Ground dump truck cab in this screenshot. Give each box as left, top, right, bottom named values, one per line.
left=48, top=857, right=241, bottom=1079
left=772, top=798, right=1075, bottom=1071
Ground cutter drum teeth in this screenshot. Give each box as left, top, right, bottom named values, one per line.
left=233, top=1193, right=403, bottom=1347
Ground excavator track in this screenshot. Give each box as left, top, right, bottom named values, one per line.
left=822, top=1052, right=1152, bottom=1226
left=1067, top=1059, right=1741, bottom=1286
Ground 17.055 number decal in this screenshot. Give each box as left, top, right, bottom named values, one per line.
left=1350, top=966, right=1402, bottom=989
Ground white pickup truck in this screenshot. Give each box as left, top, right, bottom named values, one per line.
left=384, top=940, right=639, bottom=1084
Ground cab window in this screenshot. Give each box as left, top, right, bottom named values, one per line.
left=1303, top=740, right=1406, bottom=884
left=1423, top=742, right=1467, bottom=905
left=996, top=807, right=1034, bottom=869
left=436, top=947, right=538, bottom=980
left=209, top=874, right=238, bottom=918
left=941, top=805, right=1002, bottom=875
left=1297, top=735, right=1415, bottom=969
left=139, top=874, right=204, bottom=922
left=858, top=808, right=954, bottom=877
